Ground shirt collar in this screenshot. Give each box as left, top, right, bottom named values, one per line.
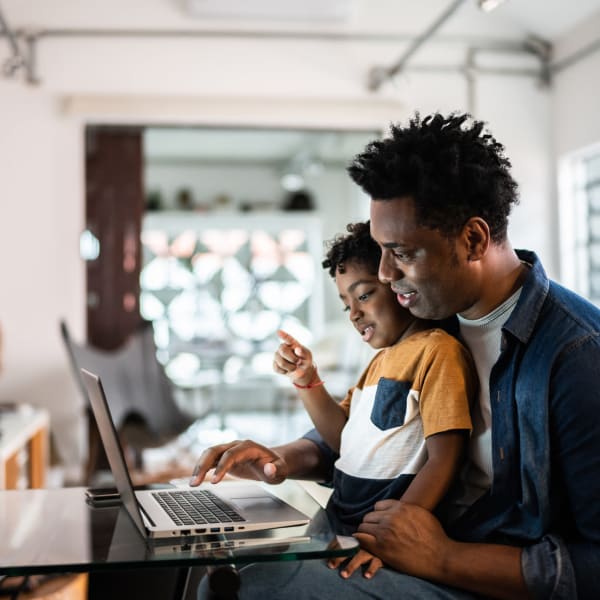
left=502, top=249, right=550, bottom=344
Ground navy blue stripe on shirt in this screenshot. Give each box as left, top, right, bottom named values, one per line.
left=326, top=468, right=415, bottom=533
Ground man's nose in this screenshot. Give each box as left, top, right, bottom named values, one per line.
left=378, top=251, right=401, bottom=283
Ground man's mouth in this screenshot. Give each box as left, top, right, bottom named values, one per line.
left=393, top=288, right=417, bottom=308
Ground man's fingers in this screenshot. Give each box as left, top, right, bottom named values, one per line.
left=372, top=498, right=399, bottom=511
left=189, top=443, right=237, bottom=486
left=359, top=499, right=399, bottom=522
left=353, top=532, right=377, bottom=552
left=210, top=443, right=256, bottom=482
left=263, top=462, right=277, bottom=479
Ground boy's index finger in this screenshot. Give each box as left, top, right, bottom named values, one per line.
left=277, top=329, right=298, bottom=347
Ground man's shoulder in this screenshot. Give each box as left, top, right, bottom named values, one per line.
left=514, top=249, right=600, bottom=344
left=544, top=280, right=600, bottom=334
left=519, top=280, right=600, bottom=360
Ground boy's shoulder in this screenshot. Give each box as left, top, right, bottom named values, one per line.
left=377, top=328, right=467, bottom=363
left=402, top=327, right=462, bottom=347
left=388, top=327, right=472, bottom=364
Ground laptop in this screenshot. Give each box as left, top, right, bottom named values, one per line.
left=81, top=368, right=311, bottom=540
left=105, top=505, right=311, bottom=561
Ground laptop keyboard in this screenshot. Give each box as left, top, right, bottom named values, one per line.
left=152, top=489, right=246, bottom=527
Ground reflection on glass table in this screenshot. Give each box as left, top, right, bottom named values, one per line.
left=0, top=481, right=358, bottom=575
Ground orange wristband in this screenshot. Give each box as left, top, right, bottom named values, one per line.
left=293, top=380, right=325, bottom=389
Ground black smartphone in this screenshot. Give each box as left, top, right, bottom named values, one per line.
left=85, top=487, right=120, bottom=501
left=85, top=483, right=174, bottom=507
left=85, top=487, right=121, bottom=507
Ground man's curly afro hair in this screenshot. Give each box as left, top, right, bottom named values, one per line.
left=347, top=112, right=519, bottom=243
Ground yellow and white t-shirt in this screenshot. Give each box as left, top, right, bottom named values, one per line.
left=328, top=328, right=476, bottom=530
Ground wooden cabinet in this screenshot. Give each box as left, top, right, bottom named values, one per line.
left=0, top=407, right=88, bottom=600
left=0, top=406, right=49, bottom=489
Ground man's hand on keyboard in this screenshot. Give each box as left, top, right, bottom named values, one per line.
left=190, top=440, right=289, bottom=486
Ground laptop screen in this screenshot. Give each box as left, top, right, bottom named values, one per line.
left=81, top=368, right=149, bottom=538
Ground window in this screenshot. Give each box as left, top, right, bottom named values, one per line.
left=140, top=212, right=323, bottom=386
left=559, top=146, right=600, bottom=305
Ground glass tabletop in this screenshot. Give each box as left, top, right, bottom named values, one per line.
left=0, top=481, right=358, bottom=576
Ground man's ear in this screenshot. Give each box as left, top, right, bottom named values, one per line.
left=462, top=217, right=490, bottom=261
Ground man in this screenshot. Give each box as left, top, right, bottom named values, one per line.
left=194, top=113, right=600, bottom=599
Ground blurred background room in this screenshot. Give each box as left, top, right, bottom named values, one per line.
left=1, top=0, right=600, bottom=491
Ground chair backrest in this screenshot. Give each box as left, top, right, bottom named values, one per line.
left=60, top=320, right=193, bottom=438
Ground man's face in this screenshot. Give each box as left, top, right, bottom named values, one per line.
left=370, top=197, right=478, bottom=320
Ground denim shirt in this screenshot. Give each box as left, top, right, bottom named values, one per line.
left=305, top=250, right=600, bottom=599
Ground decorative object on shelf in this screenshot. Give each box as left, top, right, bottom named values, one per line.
left=145, top=189, right=163, bottom=212
left=176, top=187, right=194, bottom=211
left=282, top=189, right=315, bottom=211
left=239, top=199, right=280, bottom=212
left=213, top=193, right=233, bottom=212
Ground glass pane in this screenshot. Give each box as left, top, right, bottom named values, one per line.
left=590, top=214, right=600, bottom=239
left=585, top=155, right=600, bottom=182
left=588, top=185, right=600, bottom=212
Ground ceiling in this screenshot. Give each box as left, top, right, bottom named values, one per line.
left=5, top=0, right=600, bottom=163
left=2, top=0, right=600, bottom=42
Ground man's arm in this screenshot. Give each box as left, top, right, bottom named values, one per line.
left=543, top=337, right=600, bottom=598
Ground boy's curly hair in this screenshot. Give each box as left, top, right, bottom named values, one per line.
left=347, top=112, right=519, bottom=243
left=322, top=221, right=381, bottom=278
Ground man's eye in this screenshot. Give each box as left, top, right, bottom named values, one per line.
left=393, top=250, right=412, bottom=261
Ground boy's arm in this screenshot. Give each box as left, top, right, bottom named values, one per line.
left=294, top=378, right=348, bottom=453
left=274, top=329, right=348, bottom=451
left=401, top=429, right=468, bottom=510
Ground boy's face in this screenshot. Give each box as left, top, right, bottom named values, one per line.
left=370, top=196, right=480, bottom=320
left=335, top=260, right=415, bottom=349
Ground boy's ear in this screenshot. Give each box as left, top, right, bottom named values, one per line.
left=462, top=217, right=490, bottom=261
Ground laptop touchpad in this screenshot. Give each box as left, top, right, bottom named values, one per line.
left=232, top=496, right=278, bottom=510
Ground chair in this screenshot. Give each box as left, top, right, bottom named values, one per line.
left=60, top=320, right=195, bottom=484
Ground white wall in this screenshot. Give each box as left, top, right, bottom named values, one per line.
left=552, top=9, right=600, bottom=282
left=1, top=0, right=592, bottom=474
left=553, top=10, right=600, bottom=157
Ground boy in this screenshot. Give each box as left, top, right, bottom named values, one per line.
left=273, top=221, right=477, bottom=576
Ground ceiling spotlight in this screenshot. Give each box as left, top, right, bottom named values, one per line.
left=280, top=173, right=305, bottom=192
left=478, top=0, right=507, bottom=12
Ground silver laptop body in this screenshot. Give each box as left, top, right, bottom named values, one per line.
left=81, top=368, right=311, bottom=539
